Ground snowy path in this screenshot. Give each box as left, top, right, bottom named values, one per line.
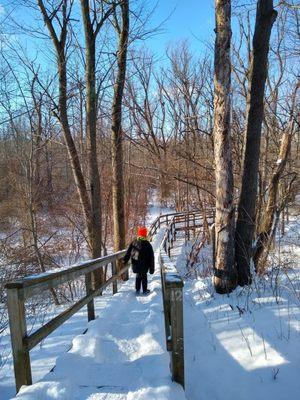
left=11, top=229, right=185, bottom=400
left=170, top=231, right=300, bottom=400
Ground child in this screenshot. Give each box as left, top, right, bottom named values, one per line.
left=123, top=227, right=155, bottom=294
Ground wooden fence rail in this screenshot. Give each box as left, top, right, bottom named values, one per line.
left=6, top=209, right=208, bottom=393
left=158, top=211, right=214, bottom=388
left=6, top=250, right=127, bottom=392
left=159, top=215, right=185, bottom=387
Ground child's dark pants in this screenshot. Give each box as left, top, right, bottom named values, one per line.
left=135, top=272, right=148, bottom=292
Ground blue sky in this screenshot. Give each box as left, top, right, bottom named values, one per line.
left=0, top=0, right=256, bottom=78
left=146, top=0, right=215, bottom=58
left=0, top=0, right=216, bottom=66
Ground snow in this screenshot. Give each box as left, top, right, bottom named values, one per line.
left=1, top=193, right=299, bottom=400
left=0, top=303, right=101, bottom=399
left=145, top=189, right=173, bottom=226
left=8, top=228, right=185, bottom=400
left=1, top=197, right=185, bottom=400
left=170, top=217, right=300, bottom=400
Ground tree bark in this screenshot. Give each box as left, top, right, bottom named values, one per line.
left=213, top=0, right=236, bottom=294
left=81, top=0, right=108, bottom=290
left=111, top=0, right=129, bottom=277
left=38, top=1, right=103, bottom=292
left=235, top=0, right=277, bottom=286
left=80, top=0, right=102, bottom=261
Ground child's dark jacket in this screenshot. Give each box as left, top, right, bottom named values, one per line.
left=123, top=239, right=155, bottom=274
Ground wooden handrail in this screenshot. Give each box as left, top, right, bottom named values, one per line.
left=6, top=209, right=207, bottom=393
left=158, top=211, right=213, bottom=388
left=159, top=214, right=186, bottom=387
left=6, top=250, right=126, bottom=299
left=148, top=209, right=212, bottom=240
left=24, top=264, right=129, bottom=351
left=6, top=251, right=128, bottom=392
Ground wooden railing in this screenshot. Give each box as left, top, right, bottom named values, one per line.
left=148, top=210, right=208, bottom=241
left=159, top=216, right=185, bottom=388
left=6, top=251, right=128, bottom=392
left=158, top=211, right=214, bottom=388
left=6, top=209, right=208, bottom=393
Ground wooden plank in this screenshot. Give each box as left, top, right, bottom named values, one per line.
left=169, top=285, right=184, bottom=388
left=159, top=255, right=171, bottom=351
left=159, top=227, right=185, bottom=387
left=175, top=223, right=209, bottom=232
left=85, top=272, right=95, bottom=321
left=7, top=288, right=32, bottom=392
left=112, top=260, right=118, bottom=294
left=211, top=223, right=216, bottom=269
left=6, top=250, right=126, bottom=300
left=165, top=274, right=184, bottom=289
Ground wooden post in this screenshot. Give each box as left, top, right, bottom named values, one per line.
left=85, top=272, right=95, bottom=321
left=173, top=223, right=176, bottom=245
left=7, top=287, right=32, bottom=392
left=160, top=269, right=172, bottom=351
left=167, top=280, right=184, bottom=388
left=112, top=260, right=118, bottom=294
left=211, top=224, right=216, bottom=270
left=170, top=224, right=174, bottom=247
left=167, top=231, right=171, bottom=257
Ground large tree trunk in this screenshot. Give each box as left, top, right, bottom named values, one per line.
left=38, top=1, right=103, bottom=297
left=81, top=1, right=102, bottom=260
left=81, top=0, right=104, bottom=294
left=235, top=0, right=277, bottom=286
left=213, top=0, right=236, bottom=294
left=111, top=0, right=129, bottom=277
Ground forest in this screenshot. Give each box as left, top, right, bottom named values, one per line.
left=0, top=0, right=299, bottom=399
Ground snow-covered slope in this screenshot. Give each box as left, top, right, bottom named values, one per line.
left=170, top=218, right=300, bottom=400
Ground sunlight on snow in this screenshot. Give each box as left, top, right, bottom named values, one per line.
left=216, top=327, right=288, bottom=371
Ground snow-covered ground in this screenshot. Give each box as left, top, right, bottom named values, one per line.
left=170, top=216, right=300, bottom=400
left=0, top=296, right=109, bottom=399
left=1, top=205, right=185, bottom=400
left=145, top=189, right=173, bottom=226
left=9, top=229, right=185, bottom=400
left=0, top=190, right=176, bottom=399
left=1, top=194, right=299, bottom=400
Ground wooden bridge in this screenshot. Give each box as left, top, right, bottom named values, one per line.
left=6, top=210, right=211, bottom=395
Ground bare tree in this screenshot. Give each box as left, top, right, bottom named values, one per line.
left=213, top=0, right=237, bottom=293
left=235, top=0, right=277, bottom=286
left=254, top=82, right=299, bottom=272
left=80, top=0, right=115, bottom=261
left=37, top=0, right=111, bottom=307
left=111, top=0, right=129, bottom=276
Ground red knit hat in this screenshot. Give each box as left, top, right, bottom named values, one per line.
left=137, top=226, right=147, bottom=238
